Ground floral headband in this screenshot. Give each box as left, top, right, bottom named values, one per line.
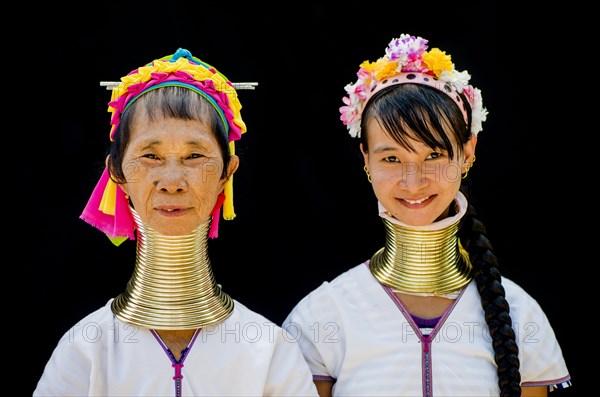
left=340, top=34, right=488, bottom=138
left=80, top=48, right=257, bottom=245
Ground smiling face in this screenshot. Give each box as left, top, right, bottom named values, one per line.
left=119, top=113, right=238, bottom=235
left=361, top=117, right=476, bottom=226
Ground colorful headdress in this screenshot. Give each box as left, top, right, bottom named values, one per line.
left=80, top=48, right=257, bottom=245
left=340, top=34, right=488, bottom=138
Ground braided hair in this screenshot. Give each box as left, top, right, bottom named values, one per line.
left=361, top=84, right=521, bottom=397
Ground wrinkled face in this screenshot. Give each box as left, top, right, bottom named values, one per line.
left=361, top=118, right=476, bottom=226
left=119, top=114, right=238, bottom=235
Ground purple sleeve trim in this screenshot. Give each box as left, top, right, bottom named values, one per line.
left=313, top=375, right=336, bottom=382
left=521, top=375, right=572, bottom=390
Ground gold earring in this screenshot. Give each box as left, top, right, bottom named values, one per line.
left=462, top=155, right=476, bottom=179
left=364, top=166, right=372, bottom=183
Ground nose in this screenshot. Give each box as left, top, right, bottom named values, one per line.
left=155, top=160, right=188, bottom=193
left=398, top=162, right=429, bottom=190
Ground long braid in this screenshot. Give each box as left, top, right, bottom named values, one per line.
left=459, top=201, right=521, bottom=397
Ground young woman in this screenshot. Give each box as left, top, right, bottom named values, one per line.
left=34, top=48, right=318, bottom=397
left=283, top=34, right=571, bottom=397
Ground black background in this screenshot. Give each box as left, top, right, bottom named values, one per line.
left=23, top=1, right=580, bottom=395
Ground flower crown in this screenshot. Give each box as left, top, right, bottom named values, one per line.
left=340, top=34, right=488, bottom=138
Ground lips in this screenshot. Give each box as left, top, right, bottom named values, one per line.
left=403, top=196, right=431, bottom=204
left=155, top=207, right=190, bottom=217
left=398, top=195, right=435, bottom=208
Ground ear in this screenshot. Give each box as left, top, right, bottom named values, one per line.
left=360, top=143, right=369, bottom=171
left=462, top=134, right=477, bottom=169
left=222, top=154, right=239, bottom=187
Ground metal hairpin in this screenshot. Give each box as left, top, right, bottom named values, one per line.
left=99, top=81, right=258, bottom=90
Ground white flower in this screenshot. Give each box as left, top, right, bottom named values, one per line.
left=440, top=69, right=471, bottom=93
left=469, top=88, right=488, bottom=135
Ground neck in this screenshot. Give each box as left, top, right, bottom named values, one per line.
left=370, top=193, right=473, bottom=295
left=111, top=209, right=233, bottom=329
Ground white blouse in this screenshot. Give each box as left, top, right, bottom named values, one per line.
left=283, top=263, right=571, bottom=396
left=35, top=299, right=319, bottom=396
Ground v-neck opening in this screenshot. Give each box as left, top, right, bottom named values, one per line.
left=364, top=261, right=466, bottom=340
left=381, top=283, right=464, bottom=339
left=150, top=328, right=201, bottom=364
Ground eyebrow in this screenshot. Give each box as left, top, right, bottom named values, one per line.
left=140, top=140, right=206, bottom=150
left=371, top=145, right=400, bottom=154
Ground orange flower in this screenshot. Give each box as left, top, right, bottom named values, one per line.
left=422, top=48, right=453, bottom=77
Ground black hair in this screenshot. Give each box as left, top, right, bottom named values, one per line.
left=107, top=86, right=232, bottom=184
left=361, top=84, right=522, bottom=397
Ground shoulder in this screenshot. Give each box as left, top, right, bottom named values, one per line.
left=229, top=299, right=279, bottom=327
left=211, top=300, right=292, bottom=345
left=205, top=300, right=311, bottom=360
left=500, top=276, right=530, bottom=296
left=298, top=263, right=370, bottom=301
left=49, top=298, right=152, bottom=359
left=330, top=262, right=372, bottom=285
left=291, top=263, right=368, bottom=301
left=500, top=276, right=546, bottom=316
left=499, top=277, right=560, bottom=342
left=283, top=263, right=373, bottom=326
left=56, top=299, right=118, bottom=346
left=39, top=299, right=136, bottom=370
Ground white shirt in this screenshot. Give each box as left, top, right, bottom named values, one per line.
left=283, top=263, right=571, bottom=396
left=35, top=299, right=319, bottom=396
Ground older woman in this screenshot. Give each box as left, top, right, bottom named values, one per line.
left=34, top=48, right=318, bottom=397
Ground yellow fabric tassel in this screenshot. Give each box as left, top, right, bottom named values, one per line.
left=99, top=175, right=117, bottom=216
left=108, top=235, right=128, bottom=246
left=223, top=141, right=236, bottom=220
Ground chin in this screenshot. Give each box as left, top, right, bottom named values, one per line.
left=147, top=222, right=195, bottom=236
left=391, top=213, right=437, bottom=227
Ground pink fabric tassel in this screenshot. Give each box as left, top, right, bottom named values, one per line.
left=208, top=193, right=226, bottom=239
left=80, top=168, right=135, bottom=242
